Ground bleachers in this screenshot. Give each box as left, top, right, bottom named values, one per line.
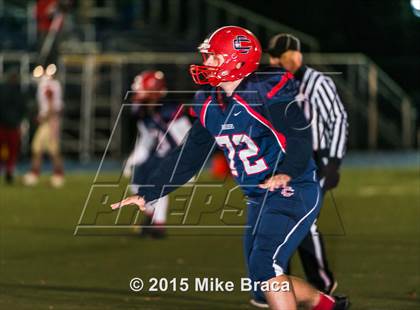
left=0, top=0, right=417, bottom=161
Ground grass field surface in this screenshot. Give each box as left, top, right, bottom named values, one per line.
left=0, top=168, right=419, bottom=309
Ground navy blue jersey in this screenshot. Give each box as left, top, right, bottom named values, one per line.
left=138, top=67, right=317, bottom=201
left=191, top=67, right=317, bottom=196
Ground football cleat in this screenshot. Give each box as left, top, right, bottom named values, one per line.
left=333, top=295, right=350, bottom=310
left=50, top=174, right=65, bottom=188
left=5, top=172, right=14, bottom=185
left=22, top=172, right=39, bottom=186
left=139, top=215, right=167, bottom=239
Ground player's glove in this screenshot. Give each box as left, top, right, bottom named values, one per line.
left=319, top=158, right=341, bottom=192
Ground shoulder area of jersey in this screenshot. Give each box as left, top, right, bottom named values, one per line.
left=250, top=66, right=293, bottom=82
left=244, top=66, right=298, bottom=98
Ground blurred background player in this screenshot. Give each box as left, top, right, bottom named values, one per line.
left=23, top=64, right=65, bottom=188
left=124, top=70, right=191, bottom=238
left=0, top=69, right=27, bottom=184
left=267, top=33, right=349, bottom=294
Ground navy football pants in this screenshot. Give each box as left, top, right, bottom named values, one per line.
left=243, top=183, right=321, bottom=299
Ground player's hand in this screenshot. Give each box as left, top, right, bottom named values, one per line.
left=321, top=165, right=340, bottom=192
left=319, top=158, right=340, bottom=192
left=111, top=195, right=146, bottom=211
left=259, top=174, right=291, bottom=191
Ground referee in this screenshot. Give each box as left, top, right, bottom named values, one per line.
left=267, top=34, right=348, bottom=294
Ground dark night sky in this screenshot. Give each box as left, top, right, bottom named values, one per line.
left=233, top=0, right=420, bottom=97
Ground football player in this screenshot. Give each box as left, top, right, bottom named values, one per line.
left=124, top=70, right=191, bottom=238
left=23, top=64, right=65, bottom=188
left=0, top=69, right=26, bottom=184
left=112, top=27, right=348, bottom=309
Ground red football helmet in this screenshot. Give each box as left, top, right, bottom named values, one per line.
left=190, top=26, right=262, bottom=86
left=131, top=70, right=167, bottom=102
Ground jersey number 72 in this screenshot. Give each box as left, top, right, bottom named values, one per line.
left=215, top=134, right=268, bottom=176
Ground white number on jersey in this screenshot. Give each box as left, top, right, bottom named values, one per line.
left=215, top=134, right=268, bottom=176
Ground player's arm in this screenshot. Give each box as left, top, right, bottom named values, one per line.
left=260, top=100, right=313, bottom=191
left=111, top=120, right=215, bottom=210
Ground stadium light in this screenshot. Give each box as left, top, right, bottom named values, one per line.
left=411, top=0, right=420, bottom=10
left=411, top=0, right=420, bottom=17
left=46, top=64, right=57, bottom=76
left=33, top=65, right=44, bottom=78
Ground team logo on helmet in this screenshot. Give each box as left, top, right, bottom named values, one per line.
left=233, top=35, right=252, bottom=54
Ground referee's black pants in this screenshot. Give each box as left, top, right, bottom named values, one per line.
left=296, top=157, right=336, bottom=294
left=297, top=216, right=335, bottom=293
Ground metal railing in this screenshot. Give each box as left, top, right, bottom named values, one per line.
left=0, top=51, right=416, bottom=160
left=304, top=53, right=416, bottom=150
left=205, top=0, right=319, bottom=51
left=145, top=0, right=320, bottom=52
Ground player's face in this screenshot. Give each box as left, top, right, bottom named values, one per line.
left=203, top=54, right=224, bottom=67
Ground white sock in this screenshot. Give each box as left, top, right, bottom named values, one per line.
left=145, top=202, right=155, bottom=217
left=151, top=196, right=168, bottom=224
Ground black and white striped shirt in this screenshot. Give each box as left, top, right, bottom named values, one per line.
left=296, top=66, right=348, bottom=159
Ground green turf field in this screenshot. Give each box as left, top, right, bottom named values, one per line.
left=1, top=168, right=419, bottom=309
